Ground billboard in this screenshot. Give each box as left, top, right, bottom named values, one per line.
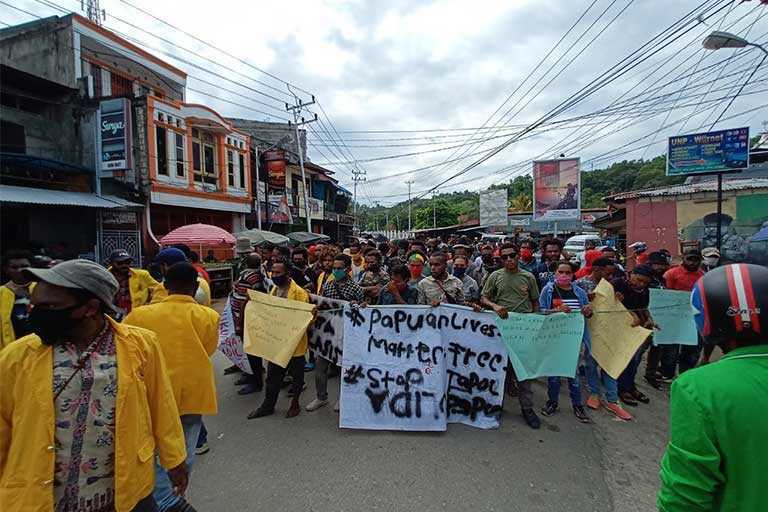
left=267, top=194, right=293, bottom=224
left=264, top=149, right=287, bottom=189
left=99, top=98, right=132, bottom=172
left=667, top=127, right=749, bottom=176
left=533, top=158, right=580, bottom=221
left=479, top=189, right=508, bottom=228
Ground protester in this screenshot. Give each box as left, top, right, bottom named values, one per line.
left=572, top=257, right=632, bottom=420
left=644, top=251, right=670, bottom=389
left=452, top=255, right=480, bottom=303
left=107, top=249, right=159, bottom=318
left=0, top=259, right=187, bottom=511
left=124, top=262, right=219, bottom=512
left=538, top=261, right=592, bottom=423
left=480, top=243, right=542, bottom=429
left=699, top=247, right=721, bottom=365
left=290, top=247, right=314, bottom=292
left=533, top=238, right=564, bottom=289
left=151, top=248, right=211, bottom=306
left=613, top=264, right=656, bottom=407
left=628, top=241, right=649, bottom=266
left=659, top=248, right=705, bottom=382
left=578, top=238, right=598, bottom=267
left=230, top=253, right=269, bottom=395
left=248, top=258, right=312, bottom=419
left=313, top=249, right=336, bottom=294
left=407, top=253, right=426, bottom=285
left=658, top=263, right=768, bottom=511
left=232, top=238, right=255, bottom=279
left=306, top=254, right=364, bottom=413
left=188, top=251, right=210, bottom=284
left=379, top=264, right=420, bottom=305
left=417, top=252, right=464, bottom=306
left=0, top=249, right=34, bottom=349
left=574, top=249, right=603, bottom=280
left=600, top=246, right=626, bottom=279
left=347, top=241, right=365, bottom=279
left=358, top=249, right=390, bottom=303
left=518, top=239, right=538, bottom=273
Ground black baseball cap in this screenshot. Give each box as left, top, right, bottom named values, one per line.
left=109, top=249, right=132, bottom=263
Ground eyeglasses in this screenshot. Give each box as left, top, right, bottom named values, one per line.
left=499, top=253, right=518, bottom=260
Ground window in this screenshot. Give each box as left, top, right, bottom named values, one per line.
left=110, top=72, right=133, bottom=97
left=175, top=133, right=185, bottom=178
left=227, top=150, right=235, bottom=187
left=192, top=130, right=218, bottom=187
left=0, top=121, right=25, bottom=153
left=156, top=126, right=168, bottom=176
left=238, top=153, right=246, bottom=188
left=91, top=64, right=102, bottom=97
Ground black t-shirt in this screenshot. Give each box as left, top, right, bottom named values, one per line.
left=611, top=278, right=649, bottom=311
left=552, top=285, right=581, bottom=311
left=290, top=266, right=313, bottom=290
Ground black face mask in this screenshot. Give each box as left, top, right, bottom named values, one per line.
left=272, top=274, right=288, bottom=287
left=368, top=263, right=380, bottom=272
left=29, top=304, right=82, bottom=346
left=482, top=254, right=493, bottom=264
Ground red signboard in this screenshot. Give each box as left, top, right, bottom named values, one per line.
left=264, top=149, right=287, bottom=189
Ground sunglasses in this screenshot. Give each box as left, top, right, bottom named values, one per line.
left=499, top=253, right=518, bottom=260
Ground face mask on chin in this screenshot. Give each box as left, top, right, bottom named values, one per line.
left=29, top=304, right=82, bottom=346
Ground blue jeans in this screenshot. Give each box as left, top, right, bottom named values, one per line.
left=586, top=356, right=618, bottom=403
left=196, top=421, right=207, bottom=448
left=618, top=341, right=649, bottom=395
left=154, top=414, right=202, bottom=511
left=547, top=377, right=582, bottom=406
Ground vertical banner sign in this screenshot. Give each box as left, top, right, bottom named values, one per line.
left=217, top=298, right=253, bottom=373
left=340, top=304, right=507, bottom=431
left=667, top=127, right=749, bottom=176
left=307, top=294, right=346, bottom=365
left=479, top=189, right=509, bottom=229
left=100, top=98, right=132, bottom=172
left=533, top=158, right=580, bottom=221
left=264, top=149, right=287, bottom=188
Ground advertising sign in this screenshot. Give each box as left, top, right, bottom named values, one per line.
left=533, top=158, right=580, bottom=221
left=267, top=194, right=292, bottom=224
left=264, top=149, right=287, bottom=189
left=667, top=127, right=750, bottom=176
left=479, top=189, right=508, bottom=228
left=99, top=98, right=132, bottom=172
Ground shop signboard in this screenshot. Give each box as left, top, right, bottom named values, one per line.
left=667, top=127, right=749, bottom=176
left=100, top=98, right=132, bottom=173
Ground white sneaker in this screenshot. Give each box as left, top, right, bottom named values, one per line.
left=333, top=400, right=340, bottom=412
left=305, top=398, right=328, bottom=411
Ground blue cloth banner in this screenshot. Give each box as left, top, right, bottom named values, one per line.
left=649, top=289, right=699, bottom=346
left=496, top=312, right=584, bottom=381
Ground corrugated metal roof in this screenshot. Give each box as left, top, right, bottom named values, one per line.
left=604, top=178, right=768, bottom=201
left=0, top=185, right=143, bottom=208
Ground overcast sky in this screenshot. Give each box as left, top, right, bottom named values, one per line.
left=9, top=0, right=768, bottom=205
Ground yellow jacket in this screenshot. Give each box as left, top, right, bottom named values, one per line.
left=270, top=280, right=310, bottom=357
left=151, top=277, right=211, bottom=307
left=316, top=271, right=335, bottom=294
left=126, top=268, right=160, bottom=309
left=0, top=317, right=186, bottom=512
left=0, top=283, right=35, bottom=351
left=124, top=295, right=219, bottom=416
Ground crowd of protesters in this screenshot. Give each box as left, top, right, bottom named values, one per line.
left=2, top=229, right=763, bottom=512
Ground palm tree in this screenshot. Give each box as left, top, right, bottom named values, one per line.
left=509, top=194, right=532, bottom=213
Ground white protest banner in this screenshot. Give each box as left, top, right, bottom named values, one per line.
left=217, top=297, right=252, bottom=373
left=340, top=304, right=507, bottom=431
left=308, top=294, right=346, bottom=365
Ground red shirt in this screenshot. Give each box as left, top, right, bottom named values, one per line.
left=663, top=265, right=704, bottom=291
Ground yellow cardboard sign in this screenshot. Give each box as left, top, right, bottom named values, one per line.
left=586, top=279, right=652, bottom=379
left=243, top=290, right=315, bottom=368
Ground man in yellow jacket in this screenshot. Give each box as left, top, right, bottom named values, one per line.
left=124, top=262, right=219, bottom=512
left=149, top=248, right=211, bottom=307
left=108, top=249, right=159, bottom=317
left=0, top=259, right=187, bottom=512
left=248, top=257, right=311, bottom=420
left=0, top=249, right=34, bottom=350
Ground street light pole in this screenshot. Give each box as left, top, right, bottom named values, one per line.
left=702, top=31, right=767, bottom=251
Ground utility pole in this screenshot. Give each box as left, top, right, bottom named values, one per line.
left=82, top=0, right=105, bottom=25
left=432, top=189, right=439, bottom=229
left=286, top=89, right=317, bottom=233
left=385, top=210, right=389, bottom=232
left=351, top=169, right=366, bottom=232
left=406, top=180, right=415, bottom=232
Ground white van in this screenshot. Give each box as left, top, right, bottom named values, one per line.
left=564, top=234, right=602, bottom=263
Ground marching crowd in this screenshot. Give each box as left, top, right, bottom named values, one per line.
left=0, top=233, right=765, bottom=512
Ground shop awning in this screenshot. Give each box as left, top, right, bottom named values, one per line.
left=0, top=185, right=143, bottom=209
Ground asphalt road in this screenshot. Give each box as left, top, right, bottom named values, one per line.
left=188, top=350, right=673, bottom=512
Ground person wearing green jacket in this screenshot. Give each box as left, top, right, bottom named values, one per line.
left=658, top=263, right=768, bottom=512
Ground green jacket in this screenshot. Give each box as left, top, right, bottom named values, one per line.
left=658, top=344, right=768, bottom=512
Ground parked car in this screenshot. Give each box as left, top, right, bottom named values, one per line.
left=564, top=234, right=602, bottom=263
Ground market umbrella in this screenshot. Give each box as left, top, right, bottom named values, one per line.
left=751, top=225, right=768, bottom=242
left=238, top=229, right=289, bottom=246
left=287, top=231, right=331, bottom=244
left=160, top=223, right=236, bottom=247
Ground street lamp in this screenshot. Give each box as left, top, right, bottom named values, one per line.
left=702, top=30, right=768, bottom=55
left=701, top=31, right=767, bottom=252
